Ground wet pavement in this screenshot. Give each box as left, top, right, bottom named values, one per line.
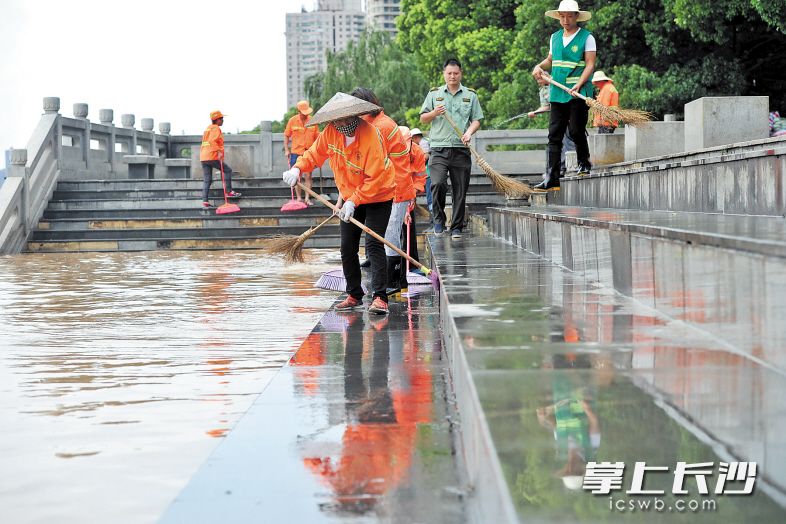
left=161, top=291, right=466, bottom=523
left=429, top=229, right=786, bottom=522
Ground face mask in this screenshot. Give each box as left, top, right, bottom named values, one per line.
left=334, top=117, right=360, bottom=137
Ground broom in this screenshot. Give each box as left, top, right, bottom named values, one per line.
left=297, top=182, right=440, bottom=291
left=414, top=203, right=430, bottom=219
left=542, top=72, right=653, bottom=126
left=215, top=153, right=241, bottom=215
left=441, top=112, right=533, bottom=199
left=266, top=214, right=337, bottom=263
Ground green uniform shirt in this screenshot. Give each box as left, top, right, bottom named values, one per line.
left=420, top=83, right=484, bottom=148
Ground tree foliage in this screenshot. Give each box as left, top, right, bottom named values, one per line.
left=398, top=0, right=786, bottom=127
left=303, top=31, right=429, bottom=127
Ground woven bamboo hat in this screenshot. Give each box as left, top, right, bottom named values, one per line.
left=306, top=92, right=382, bottom=127
left=546, top=1, right=591, bottom=22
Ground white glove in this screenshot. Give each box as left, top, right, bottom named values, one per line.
left=338, top=200, right=356, bottom=223
left=282, top=166, right=301, bottom=187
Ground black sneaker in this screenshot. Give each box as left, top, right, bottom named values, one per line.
left=450, top=229, right=462, bottom=239
left=433, top=222, right=445, bottom=234
left=577, top=164, right=592, bottom=176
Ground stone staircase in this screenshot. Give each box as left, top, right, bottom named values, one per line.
left=26, top=173, right=533, bottom=252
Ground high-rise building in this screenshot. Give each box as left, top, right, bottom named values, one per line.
left=365, top=0, right=401, bottom=35
left=285, top=1, right=365, bottom=108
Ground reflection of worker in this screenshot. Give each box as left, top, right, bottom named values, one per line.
left=284, top=100, right=319, bottom=205
left=200, top=110, right=241, bottom=208
left=537, top=354, right=601, bottom=490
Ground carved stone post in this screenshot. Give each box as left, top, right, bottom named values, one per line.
left=43, top=97, right=60, bottom=114
left=259, top=120, right=273, bottom=176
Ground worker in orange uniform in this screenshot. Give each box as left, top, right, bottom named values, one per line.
left=591, top=71, right=619, bottom=133
left=349, top=87, right=414, bottom=296
left=284, top=100, right=320, bottom=205
left=200, top=110, right=241, bottom=208
left=399, top=127, right=428, bottom=279
left=282, top=93, right=395, bottom=315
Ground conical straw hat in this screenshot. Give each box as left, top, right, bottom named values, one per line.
left=306, top=92, right=382, bottom=127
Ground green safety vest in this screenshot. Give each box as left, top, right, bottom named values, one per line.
left=550, top=28, right=594, bottom=103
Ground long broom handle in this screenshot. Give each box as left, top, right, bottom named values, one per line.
left=440, top=111, right=485, bottom=159
left=540, top=72, right=591, bottom=102
left=297, top=182, right=431, bottom=274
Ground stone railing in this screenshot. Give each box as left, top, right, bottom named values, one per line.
left=0, top=107, right=59, bottom=254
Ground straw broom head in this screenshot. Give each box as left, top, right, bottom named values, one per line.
left=266, top=233, right=308, bottom=263
left=474, top=153, right=534, bottom=198
left=414, top=203, right=431, bottom=219
left=586, top=98, right=653, bottom=127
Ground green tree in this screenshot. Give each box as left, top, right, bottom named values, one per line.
left=303, top=30, right=429, bottom=127
left=398, top=0, right=786, bottom=125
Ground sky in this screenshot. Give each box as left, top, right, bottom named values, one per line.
left=0, top=0, right=316, bottom=168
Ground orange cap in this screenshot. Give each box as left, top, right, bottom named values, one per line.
left=210, top=110, right=225, bottom=120
left=296, top=100, right=313, bottom=115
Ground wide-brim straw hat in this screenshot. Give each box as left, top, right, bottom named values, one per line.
left=592, top=70, right=612, bottom=83
left=546, top=0, right=591, bottom=22
left=306, top=92, right=382, bottom=127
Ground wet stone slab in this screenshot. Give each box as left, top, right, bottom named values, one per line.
left=429, top=231, right=786, bottom=522
left=161, top=293, right=466, bottom=523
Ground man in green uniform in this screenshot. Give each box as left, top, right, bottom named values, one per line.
left=532, top=0, right=596, bottom=190
left=420, top=58, right=484, bottom=238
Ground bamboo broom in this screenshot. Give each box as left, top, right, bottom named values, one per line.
left=542, top=72, right=653, bottom=126
left=266, top=214, right=337, bottom=263
left=440, top=112, right=534, bottom=199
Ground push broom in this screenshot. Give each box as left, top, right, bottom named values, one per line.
left=297, top=183, right=440, bottom=291
left=441, top=112, right=533, bottom=199
left=266, top=213, right=337, bottom=263
left=216, top=153, right=240, bottom=215
left=541, top=72, right=653, bottom=126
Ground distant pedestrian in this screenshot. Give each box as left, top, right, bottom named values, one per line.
left=591, top=71, right=619, bottom=134
left=532, top=0, right=596, bottom=190
left=284, top=100, right=320, bottom=205
left=420, top=58, right=484, bottom=238
left=200, top=110, right=241, bottom=208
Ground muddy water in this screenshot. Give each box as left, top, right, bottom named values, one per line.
left=0, top=250, right=338, bottom=524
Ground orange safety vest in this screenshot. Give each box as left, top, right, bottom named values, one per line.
left=199, top=124, right=223, bottom=161
left=284, top=114, right=319, bottom=155
left=593, top=82, right=620, bottom=128
left=364, top=112, right=416, bottom=203
left=409, top=141, right=427, bottom=193
left=295, top=120, right=395, bottom=206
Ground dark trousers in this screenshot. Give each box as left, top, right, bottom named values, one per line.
left=548, top=99, right=590, bottom=180
left=597, top=126, right=616, bottom=134
left=340, top=200, right=392, bottom=302
left=201, top=160, right=234, bottom=201
left=429, top=147, right=471, bottom=231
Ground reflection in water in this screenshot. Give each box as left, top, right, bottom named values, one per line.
left=0, top=250, right=336, bottom=524
left=297, top=303, right=434, bottom=518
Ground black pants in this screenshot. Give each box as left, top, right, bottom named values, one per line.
left=429, top=147, right=471, bottom=231
left=597, top=126, right=616, bottom=134
left=201, top=160, right=234, bottom=201
left=340, top=200, right=392, bottom=302
left=548, top=100, right=590, bottom=180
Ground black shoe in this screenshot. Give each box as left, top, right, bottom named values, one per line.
left=386, top=286, right=401, bottom=297
left=450, top=229, right=462, bottom=239
left=577, top=163, right=592, bottom=176
left=359, top=259, right=371, bottom=268
left=534, top=175, right=560, bottom=191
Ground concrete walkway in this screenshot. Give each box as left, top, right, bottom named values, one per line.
left=160, top=290, right=465, bottom=523
left=429, top=228, right=786, bottom=522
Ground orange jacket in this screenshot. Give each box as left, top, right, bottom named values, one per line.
left=593, top=82, right=620, bottom=127
left=409, top=141, right=428, bottom=193
left=199, top=124, right=223, bottom=161
left=363, top=112, right=416, bottom=203
left=295, top=120, right=395, bottom=206
left=284, top=114, right=319, bottom=156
